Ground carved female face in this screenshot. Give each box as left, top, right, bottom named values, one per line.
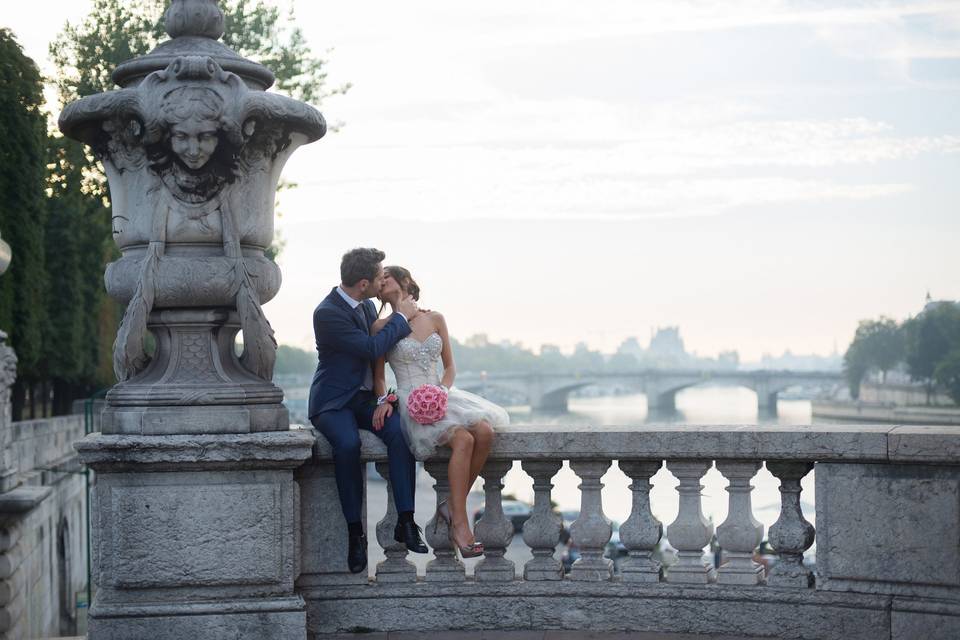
left=161, top=86, right=226, bottom=171
left=170, top=116, right=219, bottom=170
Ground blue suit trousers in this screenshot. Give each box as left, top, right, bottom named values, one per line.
left=311, top=390, right=416, bottom=523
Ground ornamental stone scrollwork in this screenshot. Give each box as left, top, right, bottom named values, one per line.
left=0, top=330, right=16, bottom=426
left=60, top=55, right=324, bottom=384
left=59, top=1, right=324, bottom=436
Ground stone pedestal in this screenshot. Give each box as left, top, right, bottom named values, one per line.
left=60, top=1, right=325, bottom=636
left=76, top=431, right=314, bottom=639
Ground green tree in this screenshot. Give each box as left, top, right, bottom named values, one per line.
left=843, top=317, right=906, bottom=398
left=274, top=344, right=317, bottom=377
left=934, top=349, right=960, bottom=406
left=904, top=305, right=960, bottom=402
left=0, top=29, right=50, bottom=419
left=38, top=0, right=345, bottom=413
left=843, top=338, right=868, bottom=399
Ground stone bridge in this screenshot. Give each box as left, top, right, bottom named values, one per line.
left=457, top=369, right=842, bottom=413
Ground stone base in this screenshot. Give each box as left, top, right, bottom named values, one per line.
left=523, top=561, right=564, bottom=582
left=101, top=309, right=290, bottom=436
left=103, top=403, right=289, bottom=435
left=424, top=555, right=466, bottom=582
left=90, top=597, right=306, bottom=640
left=665, top=560, right=717, bottom=584
left=568, top=556, right=613, bottom=581
left=374, top=556, right=417, bottom=583
left=620, top=560, right=662, bottom=583
left=767, top=561, right=814, bottom=588
left=716, top=558, right=764, bottom=586
left=76, top=430, right=314, bottom=640
left=302, top=581, right=908, bottom=639
left=475, top=557, right=516, bottom=583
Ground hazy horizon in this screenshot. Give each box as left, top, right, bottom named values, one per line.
left=6, top=0, right=958, bottom=360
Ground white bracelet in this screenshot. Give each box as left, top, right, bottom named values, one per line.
left=376, top=394, right=388, bottom=406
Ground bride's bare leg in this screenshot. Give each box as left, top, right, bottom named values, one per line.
left=447, top=428, right=476, bottom=546
left=466, top=420, right=494, bottom=488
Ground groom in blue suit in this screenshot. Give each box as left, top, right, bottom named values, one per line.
left=309, top=248, right=428, bottom=573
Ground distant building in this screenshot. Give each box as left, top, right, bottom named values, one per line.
left=647, top=327, right=690, bottom=364
left=921, top=292, right=960, bottom=315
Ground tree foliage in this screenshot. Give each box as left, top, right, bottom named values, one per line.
left=0, top=2, right=342, bottom=418
left=904, top=304, right=960, bottom=395
left=843, top=317, right=905, bottom=397
left=0, top=29, right=49, bottom=415
left=50, top=0, right=347, bottom=107
left=935, top=349, right=960, bottom=405
left=844, top=307, right=960, bottom=404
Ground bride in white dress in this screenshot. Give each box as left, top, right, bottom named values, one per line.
left=370, top=266, right=509, bottom=557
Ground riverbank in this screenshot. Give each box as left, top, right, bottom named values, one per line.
left=812, top=399, right=960, bottom=425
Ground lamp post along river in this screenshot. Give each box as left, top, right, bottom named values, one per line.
left=0, top=232, right=10, bottom=277
left=61, top=1, right=323, bottom=637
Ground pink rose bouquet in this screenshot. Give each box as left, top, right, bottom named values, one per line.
left=407, top=384, right=448, bottom=425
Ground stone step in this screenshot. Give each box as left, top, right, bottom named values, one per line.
left=317, top=632, right=768, bottom=639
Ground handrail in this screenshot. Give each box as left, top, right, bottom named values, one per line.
left=306, top=423, right=960, bottom=465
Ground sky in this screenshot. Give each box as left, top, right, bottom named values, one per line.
left=5, top=0, right=960, bottom=361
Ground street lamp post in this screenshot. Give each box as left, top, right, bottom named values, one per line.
left=0, top=231, right=10, bottom=276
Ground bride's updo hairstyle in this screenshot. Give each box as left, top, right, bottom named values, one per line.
left=385, top=265, right=420, bottom=301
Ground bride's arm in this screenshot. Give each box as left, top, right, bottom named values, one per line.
left=434, top=312, right=456, bottom=389
left=373, top=356, right=388, bottom=397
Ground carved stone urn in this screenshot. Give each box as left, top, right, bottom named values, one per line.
left=60, top=0, right=325, bottom=436
left=62, top=2, right=320, bottom=637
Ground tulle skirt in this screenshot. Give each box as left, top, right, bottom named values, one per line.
left=398, top=386, right=510, bottom=461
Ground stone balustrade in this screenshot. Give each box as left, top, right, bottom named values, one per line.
left=297, top=423, right=960, bottom=640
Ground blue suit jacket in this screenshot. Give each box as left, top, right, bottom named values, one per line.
left=308, top=287, right=412, bottom=418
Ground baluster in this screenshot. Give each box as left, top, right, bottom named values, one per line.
left=474, top=460, right=515, bottom=582
left=618, top=460, right=663, bottom=583
left=423, top=460, right=465, bottom=582
left=715, top=460, right=764, bottom=585
left=521, top=460, right=564, bottom=581
left=373, top=461, right=417, bottom=583
left=766, top=461, right=815, bottom=588
left=568, top=459, right=613, bottom=581
left=665, top=459, right=716, bottom=584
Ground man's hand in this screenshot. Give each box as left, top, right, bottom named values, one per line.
left=372, top=403, right=393, bottom=430
left=397, top=295, right=419, bottom=321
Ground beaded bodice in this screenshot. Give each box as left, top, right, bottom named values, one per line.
left=387, top=332, right=442, bottom=392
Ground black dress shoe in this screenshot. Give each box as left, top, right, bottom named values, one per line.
left=347, top=533, right=367, bottom=574
left=394, top=520, right=429, bottom=554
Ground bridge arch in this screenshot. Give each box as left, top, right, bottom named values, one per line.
left=644, top=376, right=801, bottom=415
left=532, top=381, right=596, bottom=412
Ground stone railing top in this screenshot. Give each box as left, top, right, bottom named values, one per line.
left=306, top=424, right=960, bottom=465
left=76, top=430, right=315, bottom=471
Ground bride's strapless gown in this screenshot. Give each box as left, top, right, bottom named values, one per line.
left=387, top=332, right=509, bottom=460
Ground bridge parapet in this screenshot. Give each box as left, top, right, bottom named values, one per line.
left=298, top=423, right=960, bottom=638
left=457, top=369, right=842, bottom=414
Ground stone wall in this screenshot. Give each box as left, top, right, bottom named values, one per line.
left=860, top=381, right=954, bottom=406
left=300, top=424, right=960, bottom=639
left=0, top=415, right=88, bottom=639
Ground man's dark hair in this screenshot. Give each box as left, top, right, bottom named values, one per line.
left=341, top=248, right=385, bottom=286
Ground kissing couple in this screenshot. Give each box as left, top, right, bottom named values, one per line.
left=307, top=248, right=510, bottom=573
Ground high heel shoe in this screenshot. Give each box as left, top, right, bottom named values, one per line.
left=434, top=499, right=484, bottom=559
